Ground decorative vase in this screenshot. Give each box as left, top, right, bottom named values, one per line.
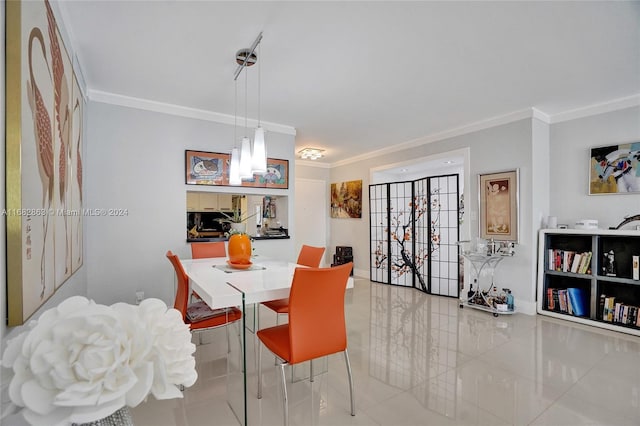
left=228, top=233, right=252, bottom=264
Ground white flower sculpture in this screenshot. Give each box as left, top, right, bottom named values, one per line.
left=1, top=296, right=197, bottom=426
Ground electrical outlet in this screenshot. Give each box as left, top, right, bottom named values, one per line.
left=136, top=291, right=144, bottom=305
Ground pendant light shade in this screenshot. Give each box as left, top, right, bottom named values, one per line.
left=229, top=147, right=241, bottom=185
left=252, top=127, right=267, bottom=174
left=239, top=136, right=253, bottom=178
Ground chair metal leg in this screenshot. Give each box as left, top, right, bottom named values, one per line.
left=279, top=362, right=288, bottom=426
left=310, top=359, right=314, bottom=382
left=344, top=349, right=355, bottom=416
left=257, top=341, right=263, bottom=399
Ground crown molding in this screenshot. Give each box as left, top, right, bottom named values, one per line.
left=87, top=89, right=297, bottom=136
left=330, top=96, right=639, bottom=168
left=331, top=108, right=536, bottom=168
left=547, top=94, right=640, bottom=124
left=296, top=159, right=331, bottom=169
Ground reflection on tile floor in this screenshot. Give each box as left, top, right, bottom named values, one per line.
left=131, top=279, right=640, bottom=425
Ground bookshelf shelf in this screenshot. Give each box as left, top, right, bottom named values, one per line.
left=537, top=229, right=640, bottom=337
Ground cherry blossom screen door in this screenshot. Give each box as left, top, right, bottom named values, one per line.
left=369, top=174, right=459, bottom=297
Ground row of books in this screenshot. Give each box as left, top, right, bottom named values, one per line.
left=599, top=295, right=640, bottom=327
left=546, top=287, right=588, bottom=317
left=547, top=250, right=592, bottom=274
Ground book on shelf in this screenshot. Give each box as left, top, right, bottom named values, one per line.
left=570, top=253, right=582, bottom=273
left=563, top=251, right=572, bottom=272
left=547, top=249, right=592, bottom=274
left=599, top=294, right=605, bottom=320
left=578, top=252, right=592, bottom=274
left=599, top=296, right=640, bottom=327
left=546, top=287, right=587, bottom=316
left=567, top=288, right=587, bottom=317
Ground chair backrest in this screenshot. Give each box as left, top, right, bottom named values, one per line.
left=287, top=262, right=353, bottom=364
left=166, top=250, right=189, bottom=320
left=191, top=242, right=226, bottom=259
left=296, top=245, right=326, bottom=267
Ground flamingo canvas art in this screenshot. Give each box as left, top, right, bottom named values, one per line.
left=5, top=0, right=85, bottom=326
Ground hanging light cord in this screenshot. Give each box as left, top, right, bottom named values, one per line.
left=234, top=79, right=237, bottom=145
left=244, top=68, right=248, bottom=137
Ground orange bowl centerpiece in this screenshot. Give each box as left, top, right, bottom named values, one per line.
left=228, top=233, right=252, bottom=266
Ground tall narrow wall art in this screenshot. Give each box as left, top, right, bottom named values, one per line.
left=5, top=0, right=85, bottom=325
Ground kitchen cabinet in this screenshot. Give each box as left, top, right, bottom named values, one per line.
left=186, top=192, right=199, bottom=212
left=198, top=193, right=218, bottom=211
left=216, top=193, right=233, bottom=211
left=186, top=192, right=235, bottom=212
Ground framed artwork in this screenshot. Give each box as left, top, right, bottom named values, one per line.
left=185, top=150, right=228, bottom=185
left=185, top=150, right=289, bottom=189
left=589, top=142, right=640, bottom=195
left=6, top=0, right=85, bottom=325
left=330, top=180, right=363, bottom=218
left=263, top=196, right=276, bottom=218
left=478, top=169, right=519, bottom=242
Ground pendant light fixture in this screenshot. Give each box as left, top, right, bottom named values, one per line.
left=233, top=32, right=267, bottom=180
left=229, top=79, right=241, bottom=185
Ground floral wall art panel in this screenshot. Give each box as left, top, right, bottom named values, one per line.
left=369, top=184, right=389, bottom=283
left=429, top=175, right=460, bottom=297
left=388, top=181, right=413, bottom=288
left=413, top=178, right=429, bottom=291
left=5, top=0, right=85, bottom=326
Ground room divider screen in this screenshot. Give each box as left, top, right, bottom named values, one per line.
left=369, top=174, right=460, bottom=297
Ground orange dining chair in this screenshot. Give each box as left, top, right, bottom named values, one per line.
left=166, top=251, right=241, bottom=345
left=191, top=241, right=226, bottom=259
left=257, top=262, right=355, bottom=426
left=260, top=245, right=326, bottom=324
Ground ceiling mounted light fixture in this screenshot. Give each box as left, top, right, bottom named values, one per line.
left=299, top=148, right=325, bottom=160
left=230, top=32, right=267, bottom=185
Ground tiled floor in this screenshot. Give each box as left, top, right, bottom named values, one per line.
left=131, top=278, right=640, bottom=425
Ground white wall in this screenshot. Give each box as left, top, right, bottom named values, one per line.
left=85, top=101, right=295, bottom=306
left=550, top=106, right=640, bottom=229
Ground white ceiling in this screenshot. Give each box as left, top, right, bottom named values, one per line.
left=58, top=1, right=640, bottom=165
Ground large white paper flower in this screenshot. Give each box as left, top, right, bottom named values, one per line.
left=112, top=298, right=197, bottom=401
left=1, top=296, right=197, bottom=426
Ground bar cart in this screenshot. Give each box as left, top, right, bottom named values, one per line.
left=459, top=240, right=515, bottom=316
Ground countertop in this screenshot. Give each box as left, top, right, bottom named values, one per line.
left=187, top=235, right=290, bottom=243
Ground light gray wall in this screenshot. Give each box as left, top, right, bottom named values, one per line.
left=550, top=106, right=640, bottom=229
left=85, top=101, right=295, bottom=306
left=326, top=119, right=541, bottom=313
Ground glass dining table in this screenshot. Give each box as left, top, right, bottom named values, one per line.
left=179, top=256, right=354, bottom=425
